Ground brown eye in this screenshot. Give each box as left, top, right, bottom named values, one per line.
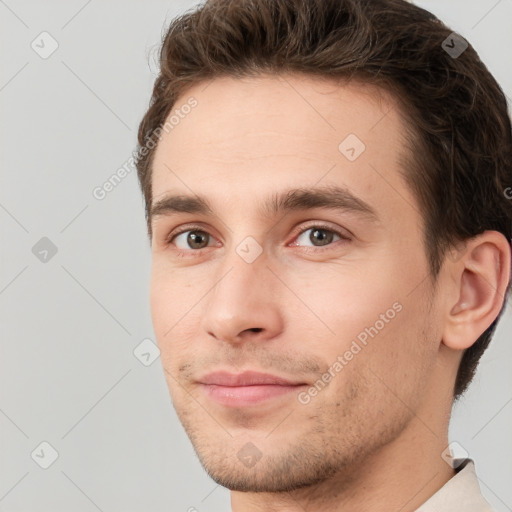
left=171, top=229, right=212, bottom=250
left=309, top=228, right=336, bottom=246
left=293, top=225, right=346, bottom=248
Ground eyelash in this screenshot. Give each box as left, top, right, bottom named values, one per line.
left=164, top=223, right=350, bottom=258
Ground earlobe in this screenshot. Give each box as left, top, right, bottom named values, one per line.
left=442, top=231, right=511, bottom=351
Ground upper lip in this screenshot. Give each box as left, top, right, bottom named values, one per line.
left=198, top=371, right=305, bottom=387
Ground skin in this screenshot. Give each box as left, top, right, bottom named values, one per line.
left=148, top=74, right=510, bottom=511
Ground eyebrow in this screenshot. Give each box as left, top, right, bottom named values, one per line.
left=150, top=185, right=378, bottom=224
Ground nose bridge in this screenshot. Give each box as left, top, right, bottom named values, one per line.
left=209, top=242, right=268, bottom=316
left=200, top=241, right=282, bottom=343
left=212, top=221, right=270, bottom=300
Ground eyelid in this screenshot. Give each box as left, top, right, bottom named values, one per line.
left=164, top=221, right=352, bottom=257
left=165, top=222, right=218, bottom=245
left=166, top=221, right=350, bottom=243
left=288, top=220, right=353, bottom=242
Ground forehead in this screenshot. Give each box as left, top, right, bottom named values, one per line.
left=155, top=73, right=400, bottom=157
left=150, top=74, right=419, bottom=226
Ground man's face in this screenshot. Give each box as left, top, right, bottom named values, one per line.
left=149, top=74, right=445, bottom=492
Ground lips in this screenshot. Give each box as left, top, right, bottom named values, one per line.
left=197, top=371, right=307, bottom=407
left=198, top=370, right=304, bottom=387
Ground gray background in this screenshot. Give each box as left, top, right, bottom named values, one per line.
left=0, top=1, right=511, bottom=510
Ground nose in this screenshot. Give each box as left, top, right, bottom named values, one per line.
left=200, top=250, right=284, bottom=346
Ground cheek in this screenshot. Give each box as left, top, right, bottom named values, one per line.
left=149, top=264, right=201, bottom=363
left=149, top=262, right=189, bottom=327
left=307, top=301, right=436, bottom=435
left=345, top=293, right=437, bottom=408
left=286, top=264, right=402, bottom=346
left=292, top=259, right=433, bottom=384
left=149, top=265, right=183, bottom=360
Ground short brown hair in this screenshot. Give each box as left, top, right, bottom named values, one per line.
left=135, top=0, right=512, bottom=400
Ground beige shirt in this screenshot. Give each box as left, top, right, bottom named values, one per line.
left=415, top=459, right=494, bottom=511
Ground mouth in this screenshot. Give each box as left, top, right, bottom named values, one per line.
left=197, top=370, right=308, bottom=407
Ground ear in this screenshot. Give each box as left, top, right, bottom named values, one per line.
left=442, top=231, right=511, bottom=350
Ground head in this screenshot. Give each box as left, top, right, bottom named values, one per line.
left=136, top=0, right=512, bottom=494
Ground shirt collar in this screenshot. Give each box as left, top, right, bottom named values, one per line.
left=414, top=459, right=494, bottom=511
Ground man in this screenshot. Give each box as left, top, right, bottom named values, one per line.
left=135, top=0, right=511, bottom=510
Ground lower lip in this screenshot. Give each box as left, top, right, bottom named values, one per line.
left=200, top=384, right=305, bottom=407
